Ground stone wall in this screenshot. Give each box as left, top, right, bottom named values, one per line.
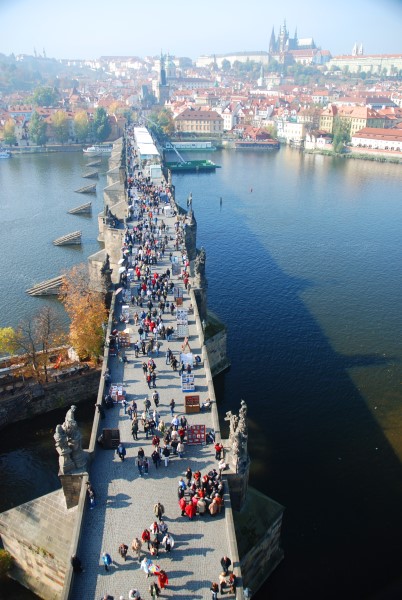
left=205, top=328, right=231, bottom=378
left=0, top=369, right=100, bottom=431
left=0, top=489, right=81, bottom=600
left=233, top=486, right=284, bottom=596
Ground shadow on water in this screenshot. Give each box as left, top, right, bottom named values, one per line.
left=209, top=223, right=402, bottom=600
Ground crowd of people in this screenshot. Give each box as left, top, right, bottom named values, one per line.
left=73, top=128, right=238, bottom=600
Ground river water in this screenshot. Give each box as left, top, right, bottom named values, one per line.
left=2, top=148, right=402, bottom=598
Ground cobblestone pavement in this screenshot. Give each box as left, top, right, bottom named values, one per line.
left=72, top=211, right=233, bottom=600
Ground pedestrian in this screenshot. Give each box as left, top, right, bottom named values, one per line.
left=131, top=537, right=142, bottom=561
left=149, top=582, right=160, bottom=598
left=159, top=519, right=168, bottom=535
left=220, top=555, right=232, bottom=575
left=131, top=419, right=139, bottom=440
left=210, top=582, right=219, bottom=600
left=185, top=501, right=196, bottom=520
left=140, top=557, right=153, bottom=578
left=150, top=538, right=160, bottom=559
left=185, top=467, right=192, bottom=487
left=177, top=442, right=184, bottom=458
left=151, top=371, right=157, bottom=388
left=169, top=398, right=175, bottom=417
left=179, top=496, right=187, bottom=516
left=151, top=449, right=161, bottom=469
left=95, top=403, right=106, bottom=419
left=137, top=457, right=144, bottom=476
left=157, top=570, right=169, bottom=590
left=219, top=572, right=228, bottom=595
left=152, top=390, right=159, bottom=407
left=128, top=590, right=141, bottom=600
left=118, top=543, right=128, bottom=561
left=228, top=572, right=238, bottom=594
left=86, top=482, right=96, bottom=509
left=141, top=528, right=151, bottom=550
left=171, top=438, right=179, bottom=455
left=149, top=521, right=159, bottom=536
left=117, top=442, right=126, bottom=461
left=214, top=442, right=224, bottom=460
left=154, top=501, right=165, bottom=521
left=162, top=445, right=170, bottom=467
left=71, top=554, right=84, bottom=573
left=143, top=457, right=149, bottom=475
left=162, top=533, right=174, bottom=552
left=102, top=552, right=112, bottom=571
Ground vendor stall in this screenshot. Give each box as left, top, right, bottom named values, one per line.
left=181, top=374, right=195, bottom=392
left=110, top=383, right=125, bottom=402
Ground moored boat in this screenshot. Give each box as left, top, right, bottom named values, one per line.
left=235, top=139, right=280, bottom=150
left=0, top=148, right=12, bottom=159
left=83, top=144, right=113, bottom=154
left=165, top=159, right=220, bottom=172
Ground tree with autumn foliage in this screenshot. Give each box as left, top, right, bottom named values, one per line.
left=60, top=264, right=108, bottom=360
left=0, top=307, right=66, bottom=382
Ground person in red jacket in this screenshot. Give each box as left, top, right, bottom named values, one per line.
left=179, top=497, right=187, bottom=516
left=142, top=528, right=151, bottom=550
left=157, top=569, right=169, bottom=590
left=185, top=501, right=196, bottom=519
left=214, top=442, right=224, bottom=460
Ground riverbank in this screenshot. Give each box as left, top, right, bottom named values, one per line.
left=0, top=367, right=100, bottom=431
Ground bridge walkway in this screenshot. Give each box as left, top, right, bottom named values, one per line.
left=72, top=211, right=235, bottom=600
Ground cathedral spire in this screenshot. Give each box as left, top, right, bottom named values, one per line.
left=269, top=26, right=276, bottom=53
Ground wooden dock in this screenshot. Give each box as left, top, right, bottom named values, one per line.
left=26, top=275, right=64, bottom=296
left=53, top=231, right=82, bottom=245
left=68, top=202, right=92, bottom=215
left=74, top=184, right=96, bottom=194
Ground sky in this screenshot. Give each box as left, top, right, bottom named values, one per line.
left=0, top=0, right=401, bottom=60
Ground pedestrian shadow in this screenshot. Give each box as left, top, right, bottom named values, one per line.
left=106, top=492, right=132, bottom=508
left=168, top=579, right=209, bottom=592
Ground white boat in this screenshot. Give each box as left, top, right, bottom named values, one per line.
left=0, top=149, right=11, bottom=159
left=164, top=141, right=216, bottom=151
left=83, top=144, right=112, bottom=154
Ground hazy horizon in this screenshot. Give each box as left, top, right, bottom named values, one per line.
left=1, top=0, right=401, bottom=62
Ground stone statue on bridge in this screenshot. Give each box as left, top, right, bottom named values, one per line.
left=53, top=425, right=75, bottom=474
left=224, top=400, right=249, bottom=472
left=54, top=405, right=87, bottom=472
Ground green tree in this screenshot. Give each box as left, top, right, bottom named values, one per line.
left=332, top=117, right=351, bottom=153
left=52, top=110, right=69, bottom=143
left=74, top=110, right=89, bottom=142
left=92, top=107, right=111, bottom=142
left=0, top=327, right=17, bottom=356
left=3, top=119, right=17, bottom=145
left=32, top=86, right=57, bottom=106
left=29, top=111, right=48, bottom=146
left=264, top=123, right=278, bottom=138
left=221, top=59, right=231, bottom=72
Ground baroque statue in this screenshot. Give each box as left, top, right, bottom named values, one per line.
left=54, top=425, right=75, bottom=474
left=224, top=400, right=249, bottom=472
left=54, top=405, right=87, bottom=473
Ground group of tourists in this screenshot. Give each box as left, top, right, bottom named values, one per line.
left=75, top=128, right=238, bottom=600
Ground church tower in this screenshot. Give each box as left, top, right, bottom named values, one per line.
left=157, top=52, right=170, bottom=105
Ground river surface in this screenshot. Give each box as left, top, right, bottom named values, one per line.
left=2, top=148, right=402, bottom=598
